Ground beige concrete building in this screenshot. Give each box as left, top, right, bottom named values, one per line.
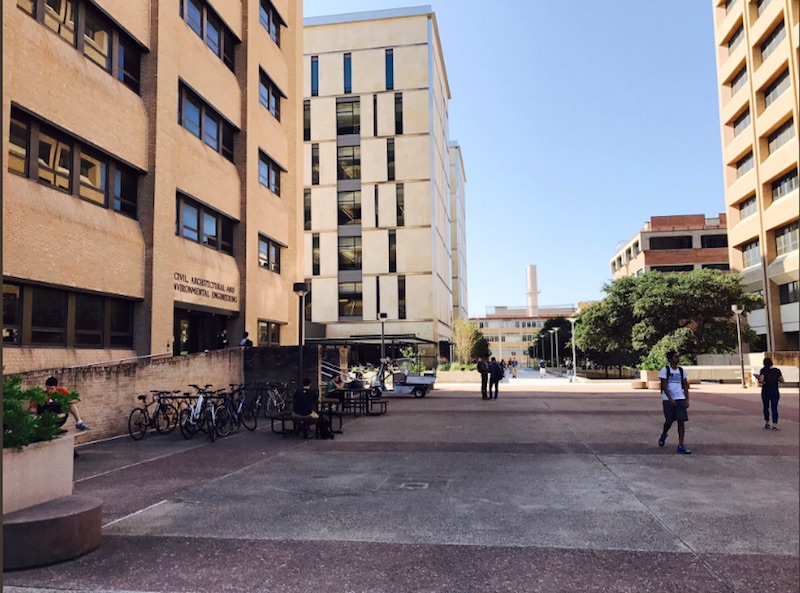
left=3, top=0, right=303, bottom=373
left=610, top=214, right=730, bottom=279
left=302, top=6, right=461, bottom=358
left=449, top=142, right=468, bottom=321
left=712, top=0, right=799, bottom=351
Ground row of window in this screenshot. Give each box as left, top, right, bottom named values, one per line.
left=179, top=0, right=236, bottom=71
left=729, top=63, right=789, bottom=114
left=648, top=235, right=729, bottom=250
left=3, top=283, right=133, bottom=348
left=737, top=167, right=797, bottom=220
left=779, top=280, right=798, bottom=305
left=17, top=0, right=142, bottom=92
left=335, top=276, right=406, bottom=320
left=304, top=184, right=406, bottom=231
left=310, top=49, right=395, bottom=97
left=178, top=83, right=236, bottom=162
left=726, top=17, right=785, bottom=62
left=8, top=107, right=139, bottom=217
left=732, top=116, right=796, bottom=162
left=304, top=95, right=405, bottom=142
left=741, top=221, right=798, bottom=266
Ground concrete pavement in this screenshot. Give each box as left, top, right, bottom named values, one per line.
left=4, top=382, right=798, bottom=593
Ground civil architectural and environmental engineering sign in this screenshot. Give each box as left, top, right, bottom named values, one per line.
left=173, top=273, right=238, bottom=303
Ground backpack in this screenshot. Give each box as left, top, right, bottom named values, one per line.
left=664, top=366, right=684, bottom=381
left=492, top=364, right=504, bottom=380
left=317, top=417, right=335, bottom=440
left=477, top=361, right=488, bottom=374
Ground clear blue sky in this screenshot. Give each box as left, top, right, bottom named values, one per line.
left=303, top=1, right=724, bottom=317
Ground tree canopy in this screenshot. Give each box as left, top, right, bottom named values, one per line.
left=574, top=269, right=762, bottom=368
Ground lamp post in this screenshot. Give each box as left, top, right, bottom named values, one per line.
left=548, top=329, right=555, bottom=366
left=731, top=304, right=746, bottom=388
left=568, top=317, right=577, bottom=382
left=293, top=282, right=310, bottom=389
left=553, top=327, right=561, bottom=376
left=379, top=312, right=387, bottom=360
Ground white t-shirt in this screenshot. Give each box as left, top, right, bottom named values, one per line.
left=658, top=365, right=686, bottom=401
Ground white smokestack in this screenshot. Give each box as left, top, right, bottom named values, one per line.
left=527, top=265, right=538, bottom=316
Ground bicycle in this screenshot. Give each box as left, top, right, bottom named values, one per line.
left=128, top=391, right=180, bottom=441
left=215, top=383, right=257, bottom=437
left=179, top=384, right=227, bottom=442
left=265, top=381, right=293, bottom=414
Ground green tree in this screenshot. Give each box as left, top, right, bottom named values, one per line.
left=473, top=333, right=491, bottom=359
left=452, top=318, right=479, bottom=364
left=576, top=269, right=762, bottom=366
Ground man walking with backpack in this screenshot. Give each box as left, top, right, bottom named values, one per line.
left=477, top=357, right=489, bottom=399
left=487, top=357, right=503, bottom=400
left=658, top=350, right=691, bottom=454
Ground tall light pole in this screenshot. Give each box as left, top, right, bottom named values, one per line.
left=379, top=312, right=387, bottom=360
left=568, top=316, right=577, bottom=383
left=548, top=329, right=555, bottom=366
left=731, top=304, right=746, bottom=388
left=293, top=282, right=310, bottom=389
left=553, top=327, right=561, bottom=376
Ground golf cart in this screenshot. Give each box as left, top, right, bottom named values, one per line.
left=370, top=357, right=436, bottom=398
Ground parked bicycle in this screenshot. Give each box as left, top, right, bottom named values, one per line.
left=179, top=384, right=227, bottom=442
left=128, top=391, right=180, bottom=441
left=215, top=383, right=257, bottom=437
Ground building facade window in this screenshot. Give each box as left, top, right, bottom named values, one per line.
left=724, top=0, right=738, bottom=13
left=257, top=320, right=280, bottom=346
left=396, top=183, right=405, bottom=226
left=337, top=190, right=361, bottom=225
left=338, top=282, right=362, bottom=318
left=398, top=275, right=406, bottom=319
left=766, top=118, right=795, bottom=155
left=343, top=52, right=352, bottom=94
left=763, top=69, right=790, bottom=108
left=259, top=0, right=282, bottom=46
left=650, top=264, right=695, bottom=272
left=8, top=107, right=139, bottom=217
left=311, top=55, right=319, bottom=97
left=312, top=234, right=320, bottom=275
left=779, top=281, right=798, bottom=305
left=259, top=70, right=283, bottom=120
left=373, top=94, right=378, bottom=135
left=649, top=236, right=693, bottom=250
left=179, top=0, right=235, bottom=71
left=395, top=93, right=403, bottom=135
left=385, top=49, right=394, bottom=90
left=303, top=100, right=311, bottom=141
left=739, top=195, right=758, bottom=218
left=742, top=239, right=760, bottom=267
left=702, top=263, right=730, bottom=270
left=258, top=235, right=281, bottom=273
left=338, top=236, right=362, bottom=270
left=733, top=108, right=750, bottom=136
left=258, top=151, right=282, bottom=195
left=387, top=138, right=395, bottom=181
left=388, top=230, right=396, bottom=273
left=760, top=20, right=785, bottom=61
left=176, top=193, right=234, bottom=254
left=304, top=189, right=311, bottom=230
left=3, top=282, right=133, bottom=348
left=730, top=66, right=748, bottom=95
left=311, top=143, right=319, bottom=185
left=771, top=168, right=798, bottom=201
left=775, top=222, right=798, bottom=256
left=337, top=146, right=360, bottom=180
left=701, top=235, right=728, bottom=248
left=727, top=24, right=744, bottom=54
left=178, top=83, right=235, bottom=161
left=736, top=152, right=753, bottom=177
left=336, top=100, right=360, bottom=135
left=20, top=0, right=142, bottom=92
left=756, top=0, right=772, bottom=16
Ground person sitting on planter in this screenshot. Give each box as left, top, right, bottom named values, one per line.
left=30, top=377, right=90, bottom=431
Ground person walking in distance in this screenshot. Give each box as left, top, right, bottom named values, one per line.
left=539, top=360, right=547, bottom=379
left=477, top=357, right=489, bottom=399
left=658, top=351, right=691, bottom=454
left=758, top=357, right=784, bottom=430
left=216, top=328, right=230, bottom=349
left=487, top=357, right=503, bottom=400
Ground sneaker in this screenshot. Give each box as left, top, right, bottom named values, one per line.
left=676, top=444, right=691, bottom=454
left=772, top=425, right=779, bottom=431
left=75, top=421, right=90, bottom=431
left=765, top=422, right=771, bottom=429
left=658, top=433, right=667, bottom=447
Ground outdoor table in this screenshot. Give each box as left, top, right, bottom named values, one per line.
left=340, top=387, right=370, bottom=417
left=319, top=398, right=344, bottom=433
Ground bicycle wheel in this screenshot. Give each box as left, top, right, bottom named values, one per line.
left=241, top=403, right=257, bottom=431
left=128, top=408, right=148, bottom=441
left=178, top=408, right=197, bottom=440
left=154, top=404, right=178, bottom=435
left=206, top=406, right=216, bottom=441
left=215, top=405, right=232, bottom=438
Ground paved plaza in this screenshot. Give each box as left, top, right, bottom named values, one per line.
left=4, top=376, right=799, bottom=593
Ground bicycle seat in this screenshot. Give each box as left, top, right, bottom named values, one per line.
left=137, top=395, right=147, bottom=401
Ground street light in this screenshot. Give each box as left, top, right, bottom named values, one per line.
left=548, top=329, right=555, bottom=366
left=731, top=304, right=746, bottom=388
left=568, top=317, right=578, bottom=383
left=379, top=312, right=388, bottom=360
left=293, top=282, right=310, bottom=389
left=553, top=327, right=561, bottom=376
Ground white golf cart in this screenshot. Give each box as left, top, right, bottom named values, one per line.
left=370, top=357, right=436, bottom=398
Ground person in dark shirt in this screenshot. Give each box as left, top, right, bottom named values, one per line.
left=758, top=357, right=784, bottom=430
left=292, top=378, right=319, bottom=419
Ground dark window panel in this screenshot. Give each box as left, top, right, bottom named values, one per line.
left=31, top=286, right=66, bottom=345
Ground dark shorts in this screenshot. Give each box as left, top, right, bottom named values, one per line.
left=663, top=399, right=688, bottom=423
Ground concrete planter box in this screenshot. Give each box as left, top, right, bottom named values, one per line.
left=436, top=370, right=480, bottom=383
left=3, top=434, right=74, bottom=515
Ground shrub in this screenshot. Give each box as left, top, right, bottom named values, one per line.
left=3, top=375, right=76, bottom=450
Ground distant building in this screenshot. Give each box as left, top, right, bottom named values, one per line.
left=711, top=0, right=799, bottom=351
left=610, top=215, right=730, bottom=279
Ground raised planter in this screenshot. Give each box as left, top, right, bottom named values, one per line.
left=3, top=434, right=74, bottom=514
left=435, top=370, right=480, bottom=383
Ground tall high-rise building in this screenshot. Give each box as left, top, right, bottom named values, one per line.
left=3, top=0, right=303, bottom=373
left=711, top=0, right=799, bottom=351
left=449, top=142, right=468, bottom=321
left=303, top=7, right=464, bottom=359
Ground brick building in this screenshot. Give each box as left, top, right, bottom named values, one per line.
left=3, top=0, right=303, bottom=374
left=610, top=214, right=731, bottom=278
